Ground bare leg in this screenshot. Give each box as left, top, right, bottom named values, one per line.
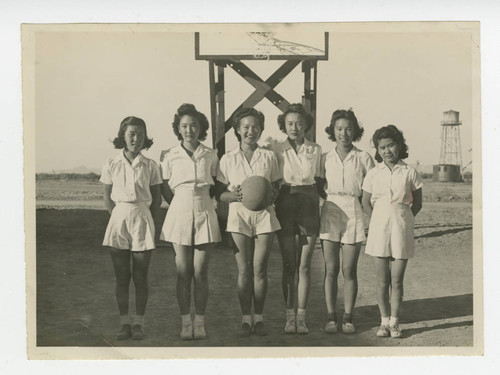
left=131, top=250, right=152, bottom=316
left=374, top=257, right=391, bottom=319
left=173, top=244, right=194, bottom=315
left=390, top=259, right=408, bottom=318
left=297, top=234, right=316, bottom=309
left=321, top=240, right=341, bottom=315
left=110, top=249, right=131, bottom=316
left=253, top=233, right=274, bottom=315
left=193, top=245, right=212, bottom=315
left=277, top=232, right=296, bottom=309
left=341, top=243, right=361, bottom=315
left=232, top=233, right=254, bottom=315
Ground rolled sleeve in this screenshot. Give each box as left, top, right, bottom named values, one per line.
left=270, top=153, right=282, bottom=182
left=99, top=159, right=113, bottom=185
left=216, top=156, right=229, bottom=185
left=150, top=161, right=163, bottom=185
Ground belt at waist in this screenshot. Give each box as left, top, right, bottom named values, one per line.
left=327, top=192, right=358, bottom=198
left=173, top=185, right=210, bottom=195
left=115, top=201, right=149, bottom=206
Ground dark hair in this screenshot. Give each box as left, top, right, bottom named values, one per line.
left=325, top=109, right=364, bottom=142
left=172, top=103, right=209, bottom=141
left=232, top=107, right=265, bottom=142
left=277, top=103, right=314, bottom=134
left=372, top=124, right=409, bottom=162
left=113, top=116, right=153, bottom=150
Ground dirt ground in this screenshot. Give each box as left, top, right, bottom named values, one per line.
left=34, top=180, right=474, bottom=349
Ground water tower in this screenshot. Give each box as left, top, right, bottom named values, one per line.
left=433, top=110, right=462, bottom=182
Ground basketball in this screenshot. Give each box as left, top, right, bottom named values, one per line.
left=240, top=176, right=273, bottom=211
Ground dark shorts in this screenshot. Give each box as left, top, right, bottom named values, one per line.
left=275, top=185, right=320, bottom=236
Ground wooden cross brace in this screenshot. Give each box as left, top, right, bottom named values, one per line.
left=221, top=59, right=301, bottom=134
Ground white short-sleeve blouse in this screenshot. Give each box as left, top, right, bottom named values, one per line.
left=100, top=151, right=162, bottom=205
left=362, top=160, right=424, bottom=206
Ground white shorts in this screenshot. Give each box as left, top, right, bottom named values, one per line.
left=103, top=202, right=156, bottom=251
left=226, top=202, right=281, bottom=238
left=364, top=198, right=415, bottom=259
left=161, top=187, right=221, bottom=246
left=319, top=195, right=366, bottom=244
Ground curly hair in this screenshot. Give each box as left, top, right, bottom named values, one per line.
left=232, top=107, right=265, bottom=142
left=172, top=103, right=209, bottom=141
left=325, top=109, right=364, bottom=142
left=277, top=103, right=314, bottom=134
left=113, top=116, right=153, bottom=150
left=372, top=124, right=409, bottom=162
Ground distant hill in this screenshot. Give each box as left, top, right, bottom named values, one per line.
left=53, top=165, right=101, bottom=175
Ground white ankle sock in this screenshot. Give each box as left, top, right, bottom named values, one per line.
left=285, top=309, right=295, bottom=320
left=120, top=315, right=131, bottom=326
left=181, top=314, right=192, bottom=326
left=381, top=316, right=390, bottom=326
left=242, top=315, right=252, bottom=325
left=389, top=316, right=399, bottom=326
left=254, top=314, right=264, bottom=323
left=133, top=315, right=145, bottom=326
left=194, top=314, right=205, bottom=326
left=297, top=308, right=306, bottom=320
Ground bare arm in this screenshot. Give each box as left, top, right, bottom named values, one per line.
left=150, top=184, right=162, bottom=217
left=362, top=191, right=373, bottom=219
left=103, top=184, right=115, bottom=214
left=315, top=177, right=327, bottom=200
left=160, top=180, right=174, bottom=205
left=411, top=188, right=423, bottom=217
left=214, top=180, right=241, bottom=203
left=271, top=180, right=281, bottom=203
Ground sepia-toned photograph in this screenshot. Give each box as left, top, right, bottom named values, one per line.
left=23, top=21, right=482, bottom=359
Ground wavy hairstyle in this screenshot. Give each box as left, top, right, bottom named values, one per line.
left=232, top=107, right=265, bottom=142
left=172, top=103, right=210, bottom=141
left=277, top=103, right=314, bottom=134
left=113, top=116, right=153, bottom=150
left=325, top=109, right=364, bottom=142
left=372, top=124, right=409, bottom=162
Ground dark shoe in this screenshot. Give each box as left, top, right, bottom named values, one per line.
left=116, top=324, right=132, bottom=340
left=254, top=321, right=268, bottom=336
left=241, top=322, right=252, bottom=337
left=132, top=324, right=145, bottom=340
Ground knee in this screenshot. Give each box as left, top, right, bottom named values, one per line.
left=176, top=265, right=194, bottom=282
left=325, top=265, right=340, bottom=282
left=238, top=266, right=253, bottom=282
left=299, top=262, right=310, bottom=276
left=194, top=266, right=208, bottom=282
left=132, top=269, right=149, bottom=287
left=115, top=270, right=131, bottom=287
left=283, top=259, right=296, bottom=277
left=254, top=264, right=267, bottom=281
left=342, top=264, right=357, bottom=281
left=391, top=277, right=404, bottom=290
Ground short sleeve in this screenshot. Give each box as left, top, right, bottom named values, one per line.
left=320, top=152, right=326, bottom=179
left=160, top=151, right=171, bottom=180
left=362, top=169, right=374, bottom=193
left=210, top=151, right=219, bottom=177
left=149, top=160, right=163, bottom=186
left=216, top=155, right=229, bottom=185
left=410, top=168, right=424, bottom=191
left=99, top=159, right=113, bottom=185
left=270, top=152, right=282, bottom=182
left=364, top=153, right=376, bottom=174
left=315, top=145, right=322, bottom=177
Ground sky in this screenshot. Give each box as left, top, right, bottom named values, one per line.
left=33, top=24, right=475, bottom=173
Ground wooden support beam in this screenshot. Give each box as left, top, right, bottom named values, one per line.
left=223, top=60, right=300, bottom=132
